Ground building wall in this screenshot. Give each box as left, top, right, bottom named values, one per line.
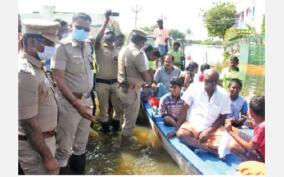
left=20, top=5, right=105, bottom=37
left=235, top=0, right=265, bottom=33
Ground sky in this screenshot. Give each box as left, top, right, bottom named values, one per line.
left=18, top=0, right=231, bottom=40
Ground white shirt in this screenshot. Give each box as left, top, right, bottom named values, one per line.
left=181, top=82, right=231, bottom=132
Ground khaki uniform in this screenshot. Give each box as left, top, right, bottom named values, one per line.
left=117, top=43, right=148, bottom=136
left=51, top=37, right=94, bottom=167
left=18, top=52, right=58, bottom=174
left=95, top=44, right=123, bottom=122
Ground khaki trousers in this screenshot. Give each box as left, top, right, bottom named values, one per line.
left=117, top=87, right=141, bottom=136
left=18, top=137, right=56, bottom=174
left=55, top=96, right=92, bottom=167
left=95, top=82, right=123, bottom=122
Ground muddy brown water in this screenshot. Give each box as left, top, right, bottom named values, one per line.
left=85, top=125, right=188, bottom=175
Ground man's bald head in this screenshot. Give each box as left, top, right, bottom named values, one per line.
left=204, top=68, right=219, bottom=95
left=204, top=68, right=219, bottom=82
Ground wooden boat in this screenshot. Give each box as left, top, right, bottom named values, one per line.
left=142, top=99, right=253, bottom=175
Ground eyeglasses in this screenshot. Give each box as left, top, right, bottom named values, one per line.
left=75, top=25, right=90, bottom=32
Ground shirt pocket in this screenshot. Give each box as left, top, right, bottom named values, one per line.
left=209, top=101, right=222, bottom=118
left=67, top=55, right=85, bottom=73
left=38, top=78, right=53, bottom=104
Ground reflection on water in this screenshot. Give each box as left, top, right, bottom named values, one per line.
left=185, top=45, right=264, bottom=99
left=86, top=126, right=187, bottom=175
left=185, top=45, right=224, bottom=66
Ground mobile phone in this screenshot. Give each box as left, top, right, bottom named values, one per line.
left=106, top=11, right=119, bottom=17
left=110, top=12, right=119, bottom=16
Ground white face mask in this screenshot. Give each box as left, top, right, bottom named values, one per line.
left=37, top=46, right=55, bottom=61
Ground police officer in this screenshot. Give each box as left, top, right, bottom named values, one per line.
left=94, top=10, right=123, bottom=132
left=117, top=29, right=152, bottom=146
left=51, top=13, right=96, bottom=174
left=18, top=19, right=60, bottom=175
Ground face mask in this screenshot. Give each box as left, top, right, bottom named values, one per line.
left=37, top=46, right=56, bottom=61
left=72, top=28, right=88, bottom=42
left=60, top=32, right=69, bottom=39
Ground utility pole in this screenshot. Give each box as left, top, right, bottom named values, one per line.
left=159, top=14, right=167, bottom=21
left=131, top=5, right=142, bottom=29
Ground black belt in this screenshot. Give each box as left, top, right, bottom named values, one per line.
left=96, top=78, right=117, bottom=84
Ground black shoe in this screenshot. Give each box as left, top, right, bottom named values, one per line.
left=100, top=121, right=111, bottom=133
left=18, top=163, right=24, bottom=175
left=69, top=153, right=86, bottom=175
left=112, top=120, right=120, bottom=132
left=59, top=165, right=71, bottom=175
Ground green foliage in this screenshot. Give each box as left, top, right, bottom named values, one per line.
left=223, top=50, right=231, bottom=62
left=261, top=15, right=265, bottom=35
left=169, top=29, right=185, bottom=40
left=203, top=2, right=236, bottom=39
left=141, top=25, right=157, bottom=33
left=190, top=40, right=202, bottom=44
left=201, top=38, right=223, bottom=45
left=185, top=28, right=192, bottom=35
left=214, top=62, right=228, bottom=73
left=224, top=27, right=255, bottom=43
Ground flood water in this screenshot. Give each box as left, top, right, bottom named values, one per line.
left=85, top=44, right=264, bottom=175
left=86, top=126, right=187, bottom=175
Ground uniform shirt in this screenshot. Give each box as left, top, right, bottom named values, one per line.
left=85, top=42, right=96, bottom=74
left=18, top=32, right=22, bottom=52
left=220, top=67, right=241, bottom=89
left=153, top=28, right=169, bottom=46
left=51, top=37, right=93, bottom=94
left=181, top=82, right=231, bottom=132
left=154, top=66, right=181, bottom=91
left=18, top=52, right=57, bottom=135
left=117, top=43, right=148, bottom=86
left=95, top=43, right=119, bottom=79
left=159, top=92, right=184, bottom=120
left=168, top=49, right=183, bottom=67
left=252, top=121, right=265, bottom=158
left=227, top=95, right=248, bottom=118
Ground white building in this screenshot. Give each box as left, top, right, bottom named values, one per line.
left=234, top=0, right=265, bottom=33
left=20, top=6, right=122, bottom=37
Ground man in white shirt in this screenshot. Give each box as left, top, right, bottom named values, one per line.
left=174, top=69, right=231, bottom=153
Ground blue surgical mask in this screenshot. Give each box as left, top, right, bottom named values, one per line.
left=72, top=28, right=88, bottom=42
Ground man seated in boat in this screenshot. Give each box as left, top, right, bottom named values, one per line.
left=169, top=69, right=232, bottom=155
left=159, top=77, right=185, bottom=129
left=152, top=54, right=181, bottom=99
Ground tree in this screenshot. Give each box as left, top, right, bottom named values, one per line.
left=203, top=2, right=236, bottom=39
left=169, top=29, right=185, bottom=40
left=141, top=25, right=157, bottom=33
left=224, top=26, right=256, bottom=43
left=185, top=28, right=192, bottom=36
